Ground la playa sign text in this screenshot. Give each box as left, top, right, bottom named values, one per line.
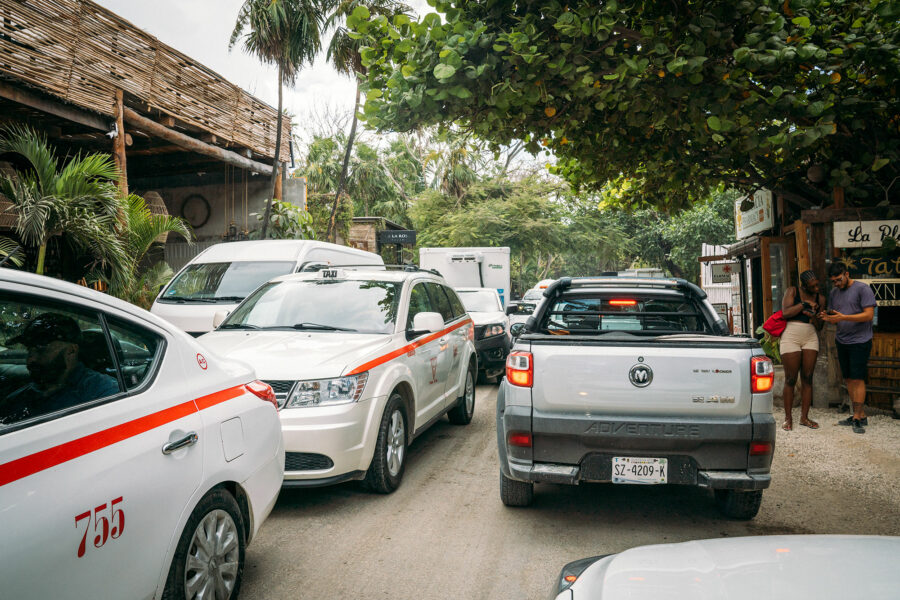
left=833, top=220, right=900, bottom=248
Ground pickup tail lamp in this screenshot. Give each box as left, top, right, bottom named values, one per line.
left=246, top=380, right=278, bottom=409
left=506, top=351, right=533, bottom=387
left=750, top=442, right=772, bottom=456
left=508, top=432, right=532, bottom=448
left=751, top=356, right=774, bottom=393
left=608, top=299, right=637, bottom=306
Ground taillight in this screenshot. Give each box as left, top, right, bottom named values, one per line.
left=506, top=351, right=533, bottom=387
left=750, top=442, right=772, bottom=456
left=751, top=356, right=774, bottom=393
left=508, top=432, right=533, bottom=447
left=608, top=299, right=637, bottom=306
left=246, top=380, right=278, bottom=409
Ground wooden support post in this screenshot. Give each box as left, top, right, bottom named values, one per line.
left=113, top=89, right=128, bottom=198
left=810, top=223, right=827, bottom=279
left=273, top=163, right=283, bottom=200
left=795, top=220, right=811, bottom=273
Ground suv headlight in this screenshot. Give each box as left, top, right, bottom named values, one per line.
left=284, top=372, right=368, bottom=408
left=482, top=323, right=505, bottom=338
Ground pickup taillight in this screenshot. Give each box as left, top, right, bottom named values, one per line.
left=751, top=356, right=774, bottom=393
left=506, top=351, right=533, bottom=388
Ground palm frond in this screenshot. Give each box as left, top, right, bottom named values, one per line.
left=0, top=236, right=24, bottom=267
left=0, top=125, right=58, bottom=195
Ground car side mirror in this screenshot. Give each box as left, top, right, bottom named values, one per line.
left=212, top=310, right=230, bottom=329
left=505, top=303, right=518, bottom=315
left=407, top=312, right=444, bottom=340
left=510, top=323, right=525, bottom=338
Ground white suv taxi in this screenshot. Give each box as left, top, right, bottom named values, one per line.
left=0, top=270, right=284, bottom=600
left=199, top=267, right=478, bottom=493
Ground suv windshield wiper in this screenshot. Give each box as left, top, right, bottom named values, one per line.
left=211, top=296, right=247, bottom=302
left=218, top=323, right=260, bottom=330
left=291, top=322, right=356, bottom=332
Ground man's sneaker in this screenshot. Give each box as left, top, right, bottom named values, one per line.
left=852, top=419, right=866, bottom=434
left=837, top=416, right=868, bottom=426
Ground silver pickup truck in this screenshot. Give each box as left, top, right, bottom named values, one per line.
left=496, top=276, right=775, bottom=519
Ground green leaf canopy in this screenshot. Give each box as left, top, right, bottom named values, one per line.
left=356, top=0, right=900, bottom=208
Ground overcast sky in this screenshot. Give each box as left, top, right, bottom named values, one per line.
left=94, top=0, right=431, bottom=132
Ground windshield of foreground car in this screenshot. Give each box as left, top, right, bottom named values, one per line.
left=457, top=290, right=502, bottom=313
left=221, top=279, right=401, bottom=334
left=539, top=293, right=713, bottom=335
left=161, top=261, right=295, bottom=302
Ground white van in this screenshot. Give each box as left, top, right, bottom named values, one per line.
left=151, top=240, right=384, bottom=335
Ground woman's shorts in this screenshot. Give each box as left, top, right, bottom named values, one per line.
left=780, top=321, right=819, bottom=353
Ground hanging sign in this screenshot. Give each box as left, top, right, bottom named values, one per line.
left=857, top=279, right=900, bottom=307
left=847, top=256, right=900, bottom=278
left=734, top=189, right=774, bottom=240
left=833, top=220, right=900, bottom=248
left=710, top=262, right=739, bottom=284
left=378, top=229, right=416, bottom=245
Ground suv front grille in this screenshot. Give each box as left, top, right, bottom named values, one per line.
left=262, top=380, right=295, bottom=409
left=285, top=452, right=334, bottom=472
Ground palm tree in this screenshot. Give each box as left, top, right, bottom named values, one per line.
left=230, top=0, right=330, bottom=239
left=324, top=0, right=411, bottom=241
left=104, top=194, right=192, bottom=309
left=0, top=125, right=126, bottom=276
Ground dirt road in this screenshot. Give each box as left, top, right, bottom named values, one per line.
left=241, top=386, right=900, bottom=599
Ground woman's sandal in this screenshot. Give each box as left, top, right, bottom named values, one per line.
left=782, top=421, right=793, bottom=431
left=800, top=418, right=819, bottom=429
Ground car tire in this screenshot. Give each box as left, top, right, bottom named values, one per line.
left=500, top=470, right=534, bottom=507
left=363, top=393, right=407, bottom=494
left=163, top=487, right=245, bottom=600
left=715, top=489, right=763, bottom=520
left=477, top=369, right=491, bottom=385
left=448, top=363, right=476, bottom=425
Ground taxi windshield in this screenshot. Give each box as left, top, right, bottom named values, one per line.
left=457, top=290, right=501, bottom=313
left=221, top=279, right=401, bottom=334
left=161, top=261, right=295, bottom=302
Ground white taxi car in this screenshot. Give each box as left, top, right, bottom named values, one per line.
left=199, top=267, right=478, bottom=493
left=0, top=270, right=284, bottom=600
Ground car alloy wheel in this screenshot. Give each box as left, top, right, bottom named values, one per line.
left=386, top=409, right=406, bottom=477
left=184, top=509, right=240, bottom=599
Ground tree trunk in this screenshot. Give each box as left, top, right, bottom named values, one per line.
left=261, top=63, right=284, bottom=240
left=36, top=243, right=47, bottom=275
left=326, top=78, right=361, bottom=242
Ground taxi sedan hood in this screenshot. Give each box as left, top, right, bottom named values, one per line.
left=198, top=330, right=393, bottom=380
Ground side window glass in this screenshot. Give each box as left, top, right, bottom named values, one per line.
left=0, top=294, right=121, bottom=430
left=106, top=318, right=163, bottom=391
left=444, top=286, right=467, bottom=319
left=406, top=283, right=433, bottom=329
left=425, top=283, right=454, bottom=323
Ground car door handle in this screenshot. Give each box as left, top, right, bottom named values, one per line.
left=162, top=432, right=198, bottom=455
left=439, top=337, right=448, bottom=344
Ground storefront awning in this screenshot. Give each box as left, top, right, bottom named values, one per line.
left=725, top=236, right=761, bottom=259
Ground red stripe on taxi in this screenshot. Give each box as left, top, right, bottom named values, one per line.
left=347, top=318, right=472, bottom=376
left=0, top=385, right=247, bottom=488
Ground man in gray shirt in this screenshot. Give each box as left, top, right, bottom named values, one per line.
left=820, top=262, right=877, bottom=433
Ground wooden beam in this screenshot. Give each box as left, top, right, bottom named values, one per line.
left=127, top=144, right=184, bottom=157
left=122, top=107, right=273, bottom=175
left=124, top=133, right=133, bottom=147
left=159, top=115, right=176, bottom=128
left=795, top=221, right=811, bottom=273
left=113, top=90, right=128, bottom=197
left=801, top=206, right=900, bottom=223
left=200, top=133, right=217, bottom=144
left=0, top=81, right=109, bottom=132
left=698, top=254, right=727, bottom=263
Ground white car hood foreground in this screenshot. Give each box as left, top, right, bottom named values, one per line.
left=199, top=330, right=393, bottom=380
left=467, top=311, right=506, bottom=326
left=572, top=535, right=899, bottom=600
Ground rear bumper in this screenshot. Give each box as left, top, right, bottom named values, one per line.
left=498, top=403, right=773, bottom=490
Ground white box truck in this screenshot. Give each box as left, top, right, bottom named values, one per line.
left=419, top=247, right=511, bottom=307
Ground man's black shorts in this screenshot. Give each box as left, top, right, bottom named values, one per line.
left=836, top=340, right=872, bottom=381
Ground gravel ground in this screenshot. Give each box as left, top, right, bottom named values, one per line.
left=770, top=404, right=900, bottom=535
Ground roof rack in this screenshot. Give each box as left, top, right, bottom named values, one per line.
left=543, top=276, right=707, bottom=300
left=301, top=263, right=443, bottom=277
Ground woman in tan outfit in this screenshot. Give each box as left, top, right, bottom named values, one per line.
left=780, top=270, right=826, bottom=430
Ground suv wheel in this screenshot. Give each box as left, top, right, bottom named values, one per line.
left=500, top=470, right=534, bottom=507
left=715, top=489, right=763, bottom=520
left=447, top=363, right=475, bottom=425
left=364, top=393, right=407, bottom=493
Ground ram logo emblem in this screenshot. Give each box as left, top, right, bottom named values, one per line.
left=629, top=364, right=653, bottom=388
